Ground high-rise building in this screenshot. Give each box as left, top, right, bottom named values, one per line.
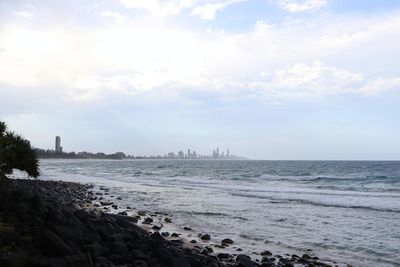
left=55, top=136, right=62, bottom=153
left=187, top=149, right=191, bottom=159
left=216, top=148, right=219, bottom=158
left=227, top=149, right=230, bottom=158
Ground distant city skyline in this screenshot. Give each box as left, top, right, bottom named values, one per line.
left=1, top=1, right=400, bottom=160
left=45, top=136, right=243, bottom=159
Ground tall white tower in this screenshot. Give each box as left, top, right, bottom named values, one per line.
left=55, top=136, right=62, bottom=153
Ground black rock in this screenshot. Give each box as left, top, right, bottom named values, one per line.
left=150, top=232, right=167, bottom=246
left=83, top=243, right=103, bottom=257
left=40, top=229, right=73, bottom=256
left=236, top=254, right=257, bottom=267
left=152, top=225, right=162, bottom=231
left=138, top=210, right=146, bottom=216
left=133, top=259, right=148, bottom=267
left=218, top=253, right=231, bottom=260
left=222, top=238, right=234, bottom=245
left=201, top=234, right=211, bottom=240
left=261, top=250, right=273, bottom=256
left=161, top=232, right=170, bottom=237
left=142, top=217, right=153, bottom=224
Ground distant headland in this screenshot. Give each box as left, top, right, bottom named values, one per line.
left=35, top=136, right=247, bottom=160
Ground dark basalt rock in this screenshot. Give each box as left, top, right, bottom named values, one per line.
left=261, top=250, right=273, bottom=256
left=236, top=254, right=257, bottom=267
left=41, top=228, right=74, bottom=256
left=161, top=232, right=170, bottom=237
left=138, top=210, right=146, bottom=216
left=222, top=238, right=234, bottom=245
left=142, top=217, right=153, bottom=224
left=201, top=234, right=211, bottom=240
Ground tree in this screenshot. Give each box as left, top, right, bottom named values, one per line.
left=0, top=121, right=39, bottom=178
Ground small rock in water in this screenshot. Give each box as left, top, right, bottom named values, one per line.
left=218, top=253, right=231, bottom=260
left=111, top=204, right=118, bottom=209
left=261, top=250, right=272, bottom=256
left=126, top=206, right=131, bottom=209
left=142, top=217, right=153, bottom=224
left=161, top=232, right=170, bottom=237
left=222, top=238, right=234, bottom=245
left=117, top=211, right=127, bottom=216
left=190, top=239, right=197, bottom=244
left=100, top=201, right=113, bottom=206
left=138, top=210, right=146, bottom=216
left=201, top=234, right=211, bottom=241
left=184, top=227, right=192, bottom=231
left=164, top=217, right=172, bottom=223
left=152, top=225, right=161, bottom=231
left=117, top=197, right=122, bottom=200
left=171, top=233, right=179, bottom=237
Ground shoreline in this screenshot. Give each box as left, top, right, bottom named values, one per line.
left=0, top=176, right=340, bottom=267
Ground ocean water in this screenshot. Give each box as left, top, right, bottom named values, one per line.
left=36, top=159, right=400, bottom=266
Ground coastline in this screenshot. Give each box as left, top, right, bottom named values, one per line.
left=0, top=176, right=339, bottom=267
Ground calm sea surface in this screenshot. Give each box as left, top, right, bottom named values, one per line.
left=36, top=159, right=400, bottom=266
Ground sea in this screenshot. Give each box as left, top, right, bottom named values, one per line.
left=34, top=159, right=400, bottom=266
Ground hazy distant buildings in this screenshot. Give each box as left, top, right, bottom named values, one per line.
left=55, top=136, right=62, bottom=153
left=164, top=147, right=239, bottom=160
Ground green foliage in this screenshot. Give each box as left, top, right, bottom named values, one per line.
left=0, top=121, right=39, bottom=178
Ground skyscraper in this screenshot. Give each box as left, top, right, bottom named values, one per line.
left=55, top=136, right=62, bottom=153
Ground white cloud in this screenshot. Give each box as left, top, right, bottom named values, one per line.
left=0, top=5, right=399, bottom=104
left=101, top=10, right=127, bottom=23
left=248, top=60, right=364, bottom=99
left=120, top=0, right=195, bottom=17
left=14, top=11, right=33, bottom=17
left=191, top=0, right=244, bottom=20
left=120, top=0, right=244, bottom=19
left=359, top=77, right=400, bottom=95
left=272, top=0, right=327, bottom=13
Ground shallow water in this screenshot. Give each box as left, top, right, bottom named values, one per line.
left=36, top=159, right=400, bottom=266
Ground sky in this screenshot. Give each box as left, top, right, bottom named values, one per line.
left=1, top=0, right=400, bottom=160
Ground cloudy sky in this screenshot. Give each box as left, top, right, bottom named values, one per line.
left=1, top=0, right=400, bottom=159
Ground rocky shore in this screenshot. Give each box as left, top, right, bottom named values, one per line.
left=0, top=176, right=338, bottom=267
